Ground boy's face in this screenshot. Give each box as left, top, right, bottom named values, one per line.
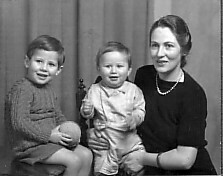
left=24, top=49, right=62, bottom=85
left=98, top=51, right=132, bottom=88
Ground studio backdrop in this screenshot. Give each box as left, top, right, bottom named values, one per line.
left=0, top=0, right=220, bottom=174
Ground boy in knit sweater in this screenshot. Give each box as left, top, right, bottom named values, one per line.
left=4, top=35, right=92, bottom=176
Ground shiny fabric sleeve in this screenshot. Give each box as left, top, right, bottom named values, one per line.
left=132, top=86, right=145, bottom=126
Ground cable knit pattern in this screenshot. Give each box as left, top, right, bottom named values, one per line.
left=5, top=78, right=66, bottom=158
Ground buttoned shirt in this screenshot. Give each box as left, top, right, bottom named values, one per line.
left=81, top=81, right=145, bottom=131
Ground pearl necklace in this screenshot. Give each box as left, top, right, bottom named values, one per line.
left=156, top=71, right=183, bottom=96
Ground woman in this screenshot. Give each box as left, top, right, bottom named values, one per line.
left=88, top=15, right=217, bottom=175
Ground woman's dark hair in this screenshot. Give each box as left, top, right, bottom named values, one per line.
left=26, top=35, right=65, bottom=67
left=96, top=41, right=132, bottom=68
left=149, top=15, right=192, bottom=67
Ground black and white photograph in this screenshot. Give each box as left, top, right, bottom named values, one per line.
left=0, top=0, right=221, bottom=175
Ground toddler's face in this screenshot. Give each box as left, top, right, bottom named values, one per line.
left=98, top=51, right=131, bottom=88
left=24, top=49, right=61, bottom=85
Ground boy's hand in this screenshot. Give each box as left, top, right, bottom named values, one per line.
left=126, top=113, right=137, bottom=130
left=82, top=99, right=94, bottom=116
left=50, top=125, right=72, bottom=147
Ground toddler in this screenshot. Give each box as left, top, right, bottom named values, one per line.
left=81, top=41, right=145, bottom=176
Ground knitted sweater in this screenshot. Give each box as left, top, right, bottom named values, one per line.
left=4, top=78, right=66, bottom=157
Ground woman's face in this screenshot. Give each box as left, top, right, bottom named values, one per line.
left=150, top=27, right=182, bottom=78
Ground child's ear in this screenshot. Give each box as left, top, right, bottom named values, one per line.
left=24, top=55, right=30, bottom=68
left=97, top=66, right=101, bottom=73
left=56, top=66, right=63, bottom=76
left=127, top=67, right=132, bottom=77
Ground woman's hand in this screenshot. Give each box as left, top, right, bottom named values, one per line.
left=87, top=128, right=109, bottom=155
left=121, top=150, right=145, bottom=174
left=50, top=125, right=72, bottom=147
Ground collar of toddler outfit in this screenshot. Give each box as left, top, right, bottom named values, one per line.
left=99, top=81, right=129, bottom=97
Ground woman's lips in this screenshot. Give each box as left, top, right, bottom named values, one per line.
left=157, top=60, right=168, bottom=65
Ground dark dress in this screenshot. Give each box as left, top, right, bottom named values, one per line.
left=134, top=65, right=217, bottom=175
